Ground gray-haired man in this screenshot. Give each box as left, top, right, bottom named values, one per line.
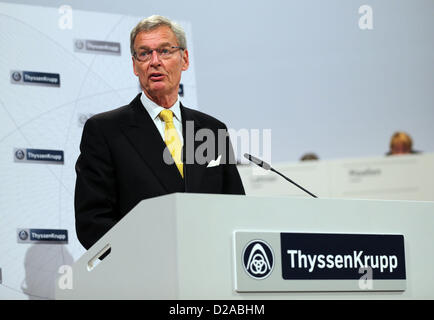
left=74, top=15, right=245, bottom=250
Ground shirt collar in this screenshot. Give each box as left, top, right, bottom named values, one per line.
left=140, top=92, right=182, bottom=122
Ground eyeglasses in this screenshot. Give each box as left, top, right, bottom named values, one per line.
left=133, top=46, right=184, bottom=62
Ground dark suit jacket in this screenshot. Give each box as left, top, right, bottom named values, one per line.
left=75, top=93, right=245, bottom=249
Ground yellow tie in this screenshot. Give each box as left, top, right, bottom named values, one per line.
left=159, top=109, right=183, bottom=178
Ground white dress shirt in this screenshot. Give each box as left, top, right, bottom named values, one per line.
left=140, top=92, right=184, bottom=145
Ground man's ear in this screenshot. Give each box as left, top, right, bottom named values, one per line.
left=182, top=49, right=189, bottom=71
left=132, top=56, right=139, bottom=76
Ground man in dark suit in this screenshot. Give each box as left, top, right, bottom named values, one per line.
left=75, top=15, right=245, bottom=250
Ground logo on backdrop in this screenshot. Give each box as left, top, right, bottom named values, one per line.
left=10, top=70, right=61, bottom=87
left=242, top=240, right=274, bottom=279
left=15, top=149, right=25, bottom=160
left=11, top=71, right=22, bottom=82
left=178, top=83, right=184, bottom=97
left=18, top=229, right=29, bottom=241
left=74, top=39, right=121, bottom=55
left=13, top=148, right=64, bottom=165
left=77, top=113, right=94, bottom=127
left=17, top=228, right=68, bottom=244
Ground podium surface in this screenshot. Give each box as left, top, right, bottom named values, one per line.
left=56, top=193, right=434, bottom=299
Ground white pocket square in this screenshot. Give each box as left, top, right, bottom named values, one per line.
left=207, top=154, right=222, bottom=168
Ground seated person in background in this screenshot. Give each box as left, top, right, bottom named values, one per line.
left=386, top=131, right=420, bottom=156
left=300, top=152, right=319, bottom=161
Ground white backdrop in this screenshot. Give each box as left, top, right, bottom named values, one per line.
left=2, top=0, right=433, bottom=163
left=0, top=2, right=197, bottom=299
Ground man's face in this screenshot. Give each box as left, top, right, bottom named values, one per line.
left=132, top=26, right=189, bottom=102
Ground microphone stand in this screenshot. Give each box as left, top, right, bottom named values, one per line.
left=244, top=153, right=318, bottom=198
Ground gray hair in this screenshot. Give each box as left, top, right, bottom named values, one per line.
left=130, top=15, right=187, bottom=55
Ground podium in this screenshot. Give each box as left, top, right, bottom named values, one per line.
left=56, top=193, right=434, bottom=299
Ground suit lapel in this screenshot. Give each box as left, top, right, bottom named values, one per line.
left=181, top=103, right=208, bottom=192
left=120, top=94, right=185, bottom=193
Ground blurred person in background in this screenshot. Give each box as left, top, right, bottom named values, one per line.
left=386, top=131, right=420, bottom=156
left=300, top=152, right=319, bottom=161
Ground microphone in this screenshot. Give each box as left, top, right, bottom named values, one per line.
left=244, top=153, right=318, bottom=198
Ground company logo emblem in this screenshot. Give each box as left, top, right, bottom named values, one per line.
left=18, top=230, right=29, bottom=241
left=11, top=71, right=22, bottom=82
left=15, top=149, right=25, bottom=160
left=74, top=39, right=121, bottom=55
left=11, top=70, right=60, bottom=87
left=242, top=240, right=274, bottom=279
left=77, top=113, right=94, bottom=127
left=75, top=39, right=84, bottom=50
left=17, top=228, right=68, bottom=244
left=13, top=148, right=64, bottom=164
